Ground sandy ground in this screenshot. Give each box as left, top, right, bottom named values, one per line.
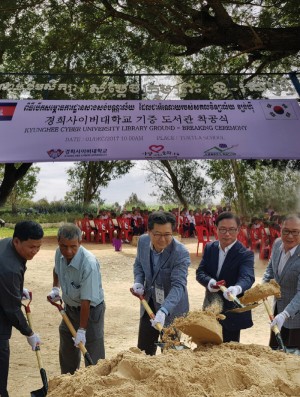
left=8, top=237, right=271, bottom=396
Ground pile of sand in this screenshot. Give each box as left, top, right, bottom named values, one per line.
left=240, top=280, right=281, bottom=305
left=47, top=344, right=300, bottom=397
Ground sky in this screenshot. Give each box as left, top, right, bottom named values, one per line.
left=33, top=161, right=158, bottom=206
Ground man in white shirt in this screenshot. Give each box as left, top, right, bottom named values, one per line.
left=263, top=214, right=300, bottom=350
left=196, top=212, right=255, bottom=342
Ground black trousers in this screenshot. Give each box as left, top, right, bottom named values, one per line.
left=137, top=299, right=160, bottom=356
left=222, top=327, right=240, bottom=343
left=0, top=339, right=10, bottom=397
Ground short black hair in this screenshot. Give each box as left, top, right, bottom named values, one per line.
left=13, top=221, right=44, bottom=241
left=215, top=211, right=240, bottom=227
left=148, top=211, right=176, bottom=231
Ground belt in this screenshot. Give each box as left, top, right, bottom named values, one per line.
left=66, top=302, right=103, bottom=311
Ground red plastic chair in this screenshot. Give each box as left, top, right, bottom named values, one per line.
left=80, top=219, right=93, bottom=242
left=249, top=227, right=261, bottom=251
left=94, top=219, right=107, bottom=244
left=194, top=214, right=203, bottom=226
left=195, top=226, right=210, bottom=256
left=259, top=227, right=271, bottom=259
left=237, top=228, right=249, bottom=248
left=118, top=218, right=133, bottom=242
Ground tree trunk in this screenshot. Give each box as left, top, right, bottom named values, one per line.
left=0, top=163, right=32, bottom=207
left=230, top=160, right=247, bottom=217
left=160, top=160, right=188, bottom=208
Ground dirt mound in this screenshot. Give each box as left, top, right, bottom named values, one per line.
left=47, top=344, right=300, bottom=397
left=240, top=280, right=281, bottom=305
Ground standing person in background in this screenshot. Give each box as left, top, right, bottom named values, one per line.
left=262, top=214, right=300, bottom=351
left=0, top=221, right=44, bottom=397
left=196, top=212, right=255, bottom=343
left=47, top=223, right=105, bottom=374
left=132, top=211, right=191, bottom=355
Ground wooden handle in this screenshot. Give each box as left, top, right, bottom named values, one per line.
left=263, top=298, right=280, bottom=334
left=25, top=311, right=44, bottom=370
left=219, top=285, right=244, bottom=308
left=60, top=310, right=89, bottom=355
left=140, top=298, right=163, bottom=332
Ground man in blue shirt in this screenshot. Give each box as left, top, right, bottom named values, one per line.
left=48, top=223, right=105, bottom=374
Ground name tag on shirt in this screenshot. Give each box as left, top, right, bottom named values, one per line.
left=155, top=286, right=164, bottom=304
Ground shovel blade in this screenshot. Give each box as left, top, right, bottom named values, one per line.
left=155, top=342, right=189, bottom=351
left=31, top=387, right=47, bottom=397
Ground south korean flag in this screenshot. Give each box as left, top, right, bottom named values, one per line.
left=260, top=101, right=298, bottom=120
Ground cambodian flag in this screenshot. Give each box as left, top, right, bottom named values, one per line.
left=0, top=102, right=17, bottom=120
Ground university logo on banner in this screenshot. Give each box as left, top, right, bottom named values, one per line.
left=0, top=102, right=17, bottom=121
left=260, top=101, right=298, bottom=120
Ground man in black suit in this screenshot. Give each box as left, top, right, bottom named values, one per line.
left=196, top=212, right=255, bottom=342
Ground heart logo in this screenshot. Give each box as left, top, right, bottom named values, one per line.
left=47, top=149, right=64, bottom=159
left=149, top=145, right=164, bottom=153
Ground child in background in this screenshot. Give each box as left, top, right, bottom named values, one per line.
left=112, top=228, right=122, bottom=252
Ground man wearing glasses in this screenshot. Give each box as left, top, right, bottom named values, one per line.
left=132, top=211, right=190, bottom=355
left=263, top=214, right=300, bottom=351
left=196, top=212, right=255, bottom=343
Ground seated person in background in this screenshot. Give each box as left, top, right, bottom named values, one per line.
left=131, top=209, right=145, bottom=236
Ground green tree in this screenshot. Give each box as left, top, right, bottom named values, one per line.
left=124, top=193, right=146, bottom=209
left=145, top=160, right=214, bottom=208
left=0, top=164, right=40, bottom=212
left=65, top=161, right=134, bottom=205
left=207, top=160, right=300, bottom=217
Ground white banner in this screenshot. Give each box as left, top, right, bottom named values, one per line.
left=0, top=99, right=299, bottom=162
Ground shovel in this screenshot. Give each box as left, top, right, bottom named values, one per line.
left=47, top=296, right=94, bottom=365
left=215, top=280, right=259, bottom=313
left=130, top=288, right=188, bottom=350
left=263, top=298, right=286, bottom=352
left=22, top=292, right=48, bottom=397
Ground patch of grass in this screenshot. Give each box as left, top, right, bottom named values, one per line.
left=0, top=227, right=58, bottom=238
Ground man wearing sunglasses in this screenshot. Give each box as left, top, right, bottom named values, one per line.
left=196, top=211, right=255, bottom=343
left=263, top=214, right=300, bottom=351
left=132, top=211, right=190, bottom=355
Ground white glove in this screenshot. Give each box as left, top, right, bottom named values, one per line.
left=22, top=288, right=30, bottom=300
left=48, top=286, right=61, bottom=302
left=150, top=310, right=166, bottom=329
left=223, top=285, right=242, bottom=301
left=207, top=278, right=219, bottom=293
left=74, top=328, right=86, bottom=347
left=27, top=333, right=41, bottom=351
left=271, top=310, right=290, bottom=331
left=132, top=282, right=145, bottom=296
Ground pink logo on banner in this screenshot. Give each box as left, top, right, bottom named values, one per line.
left=149, top=145, right=164, bottom=153
left=47, top=149, right=64, bottom=159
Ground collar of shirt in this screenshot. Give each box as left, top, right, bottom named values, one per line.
left=218, top=240, right=237, bottom=254
left=150, top=241, right=164, bottom=255
left=280, top=243, right=299, bottom=257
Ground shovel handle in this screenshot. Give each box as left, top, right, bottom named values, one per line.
left=130, top=288, right=163, bottom=332
left=47, top=296, right=94, bottom=365
left=263, top=298, right=286, bottom=352
left=219, top=285, right=243, bottom=308
left=22, top=297, right=49, bottom=393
